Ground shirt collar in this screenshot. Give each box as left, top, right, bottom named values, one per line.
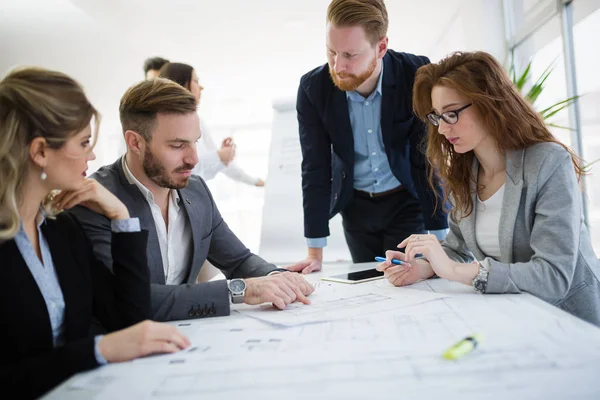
left=122, top=156, right=180, bottom=208
left=18, top=207, right=47, bottom=235
left=346, top=61, right=384, bottom=101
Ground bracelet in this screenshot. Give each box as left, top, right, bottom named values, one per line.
left=472, top=261, right=489, bottom=294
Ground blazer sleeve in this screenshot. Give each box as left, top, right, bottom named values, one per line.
left=78, top=219, right=152, bottom=329
left=0, top=337, right=98, bottom=399
left=297, top=77, right=333, bottom=238
left=70, top=185, right=279, bottom=322
left=441, top=212, right=476, bottom=264
left=483, top=149, right=581, bottom=303
left=405, top=55, right=449, bottom=231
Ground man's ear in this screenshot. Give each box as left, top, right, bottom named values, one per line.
left=124, top=130, right=145, bottom=155
left=29, top=137, right=48, bottom=169
left=377, top=36, right=389, bottom=59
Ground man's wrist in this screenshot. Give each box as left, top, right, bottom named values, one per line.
left=307, top=247, right=323, bottom=261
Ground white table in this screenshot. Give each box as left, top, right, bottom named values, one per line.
left=45, top=262, right=600, bottom=399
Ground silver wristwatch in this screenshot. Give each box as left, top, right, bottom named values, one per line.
left=228, top=279, right=246, bottom=304
left=472, top=261, right=489, bottom=294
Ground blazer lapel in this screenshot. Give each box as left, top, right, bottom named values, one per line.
left=459, top=157, right=486, bottom=260
left=2, top=239, right=54, bottom=348
left=499, top=149, right=525, bottom=263
left=329, top=86, right=355, bottom=164
left=115, top=157, right=166, bottom=284
left=178, top=187, right=205, bottom=283
left=42, top=220, right=82, bottom=339
left=380, top=53, right=398, bottom=149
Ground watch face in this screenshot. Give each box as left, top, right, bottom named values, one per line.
left=229, top=279, right=246, bottom=293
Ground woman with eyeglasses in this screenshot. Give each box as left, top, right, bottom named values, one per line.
left=376, top=51, right=600, bottom=326
left=0, top=67, right=190, bottom=398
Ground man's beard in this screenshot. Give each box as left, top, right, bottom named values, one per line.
left=329, top=56, right=377, bottom=92
left=143, top=147, right=194, bottom=190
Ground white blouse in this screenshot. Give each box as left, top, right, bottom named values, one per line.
left=475, top=184, right=505, bottom=260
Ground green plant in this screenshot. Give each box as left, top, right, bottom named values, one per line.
left=509, top=58, right=599, bottom=171
left=509, top=59, right=578, bottom=130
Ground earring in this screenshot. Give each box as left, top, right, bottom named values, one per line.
left=40, top=169, right=47, bottom=181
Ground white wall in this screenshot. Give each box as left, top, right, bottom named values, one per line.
left=0, top=0, right=508, bottom=256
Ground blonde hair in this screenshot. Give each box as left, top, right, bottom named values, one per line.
left=0, top=67, right=99, bottom=241
left=119, top=78, right=197, bottom=142
left=326, top=0, right=388, bottom=45
left=412, top=51, right=583, bottom=220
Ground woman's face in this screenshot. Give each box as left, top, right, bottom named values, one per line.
left=42, top=124, right=96, bottom=191
left=430, top=85, right=489, bottom=154
left=189, top=70, right=204, bottom=106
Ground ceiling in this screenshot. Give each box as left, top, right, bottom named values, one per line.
left=0, top=0, right=466, bottom=127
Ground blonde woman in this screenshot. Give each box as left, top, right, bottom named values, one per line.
left=0, top=67, right=189, bottom=398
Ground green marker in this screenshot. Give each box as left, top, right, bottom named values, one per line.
left=442, top=334, right=483, bottom=360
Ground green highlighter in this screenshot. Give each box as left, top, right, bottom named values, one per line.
left=442, top=334, right=484, bottom=360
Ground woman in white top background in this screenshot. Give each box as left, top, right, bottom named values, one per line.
left=158, top=62, right=265, bottom=187
left=376, top=51, right=600, bottom=326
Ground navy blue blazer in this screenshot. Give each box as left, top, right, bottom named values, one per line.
left=297, top=49, right=448, bottom=239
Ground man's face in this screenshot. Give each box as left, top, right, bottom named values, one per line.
left=146, top=69, right=160, bottom=80
left=141, top=112, right=201, bottom=189
left=326, top=24, right=382, bottom=91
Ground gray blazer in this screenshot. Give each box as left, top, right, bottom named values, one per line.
left=442, top=142, right=600, bottom=326
left=70, top=157, right=279, bottom=321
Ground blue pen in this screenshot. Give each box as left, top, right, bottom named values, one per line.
left=375, top=256, right=403, bottom=265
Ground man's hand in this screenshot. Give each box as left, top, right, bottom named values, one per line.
left=284, top=247, right=323, bottom=274
left=244, top=272, right=314, bottom=309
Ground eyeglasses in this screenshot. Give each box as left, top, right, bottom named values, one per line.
left=426, top=103, right=472, bottom=126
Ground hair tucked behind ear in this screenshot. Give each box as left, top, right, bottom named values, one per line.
left=0, top=67, right=99, bottom=241
left=412, top=51, right=583, bottom=221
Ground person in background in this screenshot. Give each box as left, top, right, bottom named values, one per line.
left=143, top=56, right=170, bottom=80
left=286, top=0, right=448, bottom=274
left=159, top=62, right=265, bottom=187
left=70, top=78, right=313, bottom=322
left=377, top=51, right=600, bottom=327
left=0, top=67, right=189, bottom=398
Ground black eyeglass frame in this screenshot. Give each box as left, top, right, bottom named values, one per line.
left=426, top=103, right=472, bottom=126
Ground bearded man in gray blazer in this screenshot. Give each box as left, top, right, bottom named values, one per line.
left=70, top=78, right=313, bottom=321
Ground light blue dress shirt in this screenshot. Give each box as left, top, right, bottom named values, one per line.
left=14, top=210, right=140, bottom=365
left=307, top=64, right=447, bottom=248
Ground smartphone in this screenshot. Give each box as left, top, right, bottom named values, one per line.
left=321, top=268, right=384, bottom=284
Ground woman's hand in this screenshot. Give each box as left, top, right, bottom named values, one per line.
left=98, top=320, right=191, bottom=363
left=398, top=234, right=455, bottom=279
left=53, top=179, right=129, bottom=220
left=376, top=250, right=434, bottom=286
left=397, top=234, right=480, bottom=285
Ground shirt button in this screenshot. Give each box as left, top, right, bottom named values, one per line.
left=365, top=101, right=370, bottom=106
left=367, top=129, right=372, bottom=134
left=374, top=168, right=379, bottom=172
left=371, top=152, right=376, bottom=156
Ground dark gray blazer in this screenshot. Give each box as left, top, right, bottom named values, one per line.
left=70, top=157, right=279, bottom=321
left=442, top=142, right=600, bottom=326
